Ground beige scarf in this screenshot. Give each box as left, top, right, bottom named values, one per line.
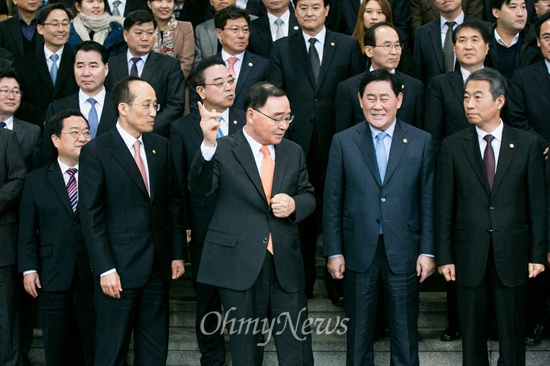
left=73, top=13, right=119, bottom=45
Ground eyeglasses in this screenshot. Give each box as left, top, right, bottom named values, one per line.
left=42, top=21, right=71, bottom=28
left=202, top=78, right=236, bottom=89
left=223, top=26, right=250, bottom=34
left=373, top=43, right=403, bottom=52
left=60, top=130, right=92, bottom=138
left=254, top=109, right=294, bottom=125
left=128, top=102, right=160, bottom=112
left=0, top=89, right=22, bottom=97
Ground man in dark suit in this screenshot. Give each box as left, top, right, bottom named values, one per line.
left=335, top=23, right=424, bottom=132
left=436, top=68, right=547, bottom=365
left=190, top=6, right=269, bottom=112
left=104, top=0, right=149, bottom=17
left=324, top=70, right=435, bottom=366
left=248, top=0, right=301, bottom=59
left=105, top=10, right=184, bottom=137
left=13, top=3, right=78, bottom=126
left=79, top=77, right=186, bottom=365
left=43, top=41, right=117, bottom=164
left=18, top=110, right=95, bottom=366
left=0, top=0, right=44, bottom=59
left=507, top=11, right=550, bottom=345
left=170, top=57, right=245, bottom=366
left=268, top=0, right=363, bottom=301
left=414, top=0, right=490, bottom=86
left=0, top=70, right=41, bottom=171
left=425, top=21, right=490, bottom=153
left=0, top=128, right=25, bottom=366
left=188, top=81, right=315, bottom=365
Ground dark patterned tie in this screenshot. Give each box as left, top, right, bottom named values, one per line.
left=0, top=122, right=6, bottom=128
left=483, top=134, right=496, bottom=191
left=130, top=57, right=140, bottom=77
left=443, top=21, right=456, bottom=73
left=66, top=168, right=78, bottom=212
left=308, top=38, right=320, bottom=85
left=111, top=0, right=122, bottom=16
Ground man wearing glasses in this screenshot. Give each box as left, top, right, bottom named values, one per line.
left=13, top=3, right=78, bottom=126
left=79, top=77, right=186, bottom=365
left=189, top=81, right=315, bottom=365
left=170, top=56, right=245, bottom=365
left=18, top=109, right=95, bottom=366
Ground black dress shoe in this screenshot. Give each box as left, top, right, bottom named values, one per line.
left=329, top=296, right=344, bottom=307
left=440, top=326, right=461, bottom=341
left=525, top=324, right=545, bottom=346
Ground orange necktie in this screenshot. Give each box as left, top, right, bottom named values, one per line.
left=133, top=140, right=148, bottom=193
left=260, top=146, right=274, bottom=254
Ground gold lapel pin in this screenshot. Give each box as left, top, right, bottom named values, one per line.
left=330, top=42, right=335, bottom=46
left=233, top=120, right=238, bottom=125
left=403, top=139, right=408, bottom=144
left=509, top=143, right=515, bottom=148
left=152, top=150, right=156, bottom=154
left=248, top=62, right=253, bottom=67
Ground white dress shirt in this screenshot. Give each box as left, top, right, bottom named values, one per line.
left=302, top=27, right=326, bottom=63
left=79, top=88, right=106, bottom=125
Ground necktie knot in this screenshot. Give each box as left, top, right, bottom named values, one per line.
left=133, top=140, right=141, bottom=154
left=130, top=57, right=141, bottom=76
left=376, top=131, right=388, bottom=142
left=50, top=53, right=59, bottom=62
left=227, top=57, right=238, bottom=66
left=131, top=57, right=140, bottom=65
left=227, top=57, right=238, bottom=79
left=260, top=145, right=270, bottom=157
left=484, top=134, right=495, bottom=144
left=309, top=38, right=317, bottom=46
left=445, top=21, right=456, bottom=29
left=0, top=122, right=6, bottom=128
left=87, top=98, right=97, bottom=106
left=112, top=0, right=122, bottom=16
left=66, top=167, right=77, bottom=177
left=275, top=18, right=284, bottom=26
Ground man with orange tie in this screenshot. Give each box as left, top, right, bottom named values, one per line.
left=189, top=81, right=316, bottom=365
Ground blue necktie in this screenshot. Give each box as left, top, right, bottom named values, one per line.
left=0, top=122, right=6, bottom=128
left=217, top=117, right=224, bottom=138
left=375, top=132, right=388, bottom=183
left=87, top=98, right=99, bottom=138
left=50, top=54, right=59, bottom=85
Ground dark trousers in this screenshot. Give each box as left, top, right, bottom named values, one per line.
left=0, top=264, right=21, bottom=366
left=38, top=269, right=95, bottom=366
left=93, top=266, right=169, bottom=366
left=344, top=235, right=420, bottom=366
left=189, top=243, right=225, bottom=366
left=456, top=243, right=527, bottom=366
left=218, top=251, right=314, bottom=366
left=18, top=279, right=37, bottom=365
left=526, top=269, right=550, bottom=329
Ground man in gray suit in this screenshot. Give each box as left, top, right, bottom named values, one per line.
left=324, top=69, right=436, bottom=366
left=0, top=70, right=41, bottom=171
left=0, top=127, right=26, bottom=366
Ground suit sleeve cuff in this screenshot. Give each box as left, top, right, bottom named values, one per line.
left=200, top=142, right=217, bottom=161
left=23, top=270, right=37, bottom=275
left=100, top=268, right=117, bottom=277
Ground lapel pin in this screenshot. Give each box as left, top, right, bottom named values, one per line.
left=233, top=120, right=238, bottom=125
left=402, top=84, right=405, bottom=90
left=248, top=62, right=253, bottom=67
left=509, top=143, right=514, bottom=148
left=152, top=150, right=156, bottom=154
left=330, top=42, right=335, bottom=46
left=293, top=26, right=299, bottom=30
left=403, top=139, right=408, bottom=144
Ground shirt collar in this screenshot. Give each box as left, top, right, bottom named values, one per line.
left=44, top=45, right=64, bottom=60
left=460, top=65, right=484, bottom=82
left=126, top=50, right=150, bottom=64
left=267, top=9, right=291, bottom=26
left=79, top=87, right=106, bottom=104
left=201, top=104, right=230, bottom=124
left=302, top=26, right=326, bottom=46
left=494, top=29, right=520, bottom=48
left=440, top=11, right=465, bottom=30
left=0, top=116, right=14, bottom=130
left=242, top=125, right=275, bottom=157
left=475, top=120, right=504, bottom=141
left=221, top=49, right=245, bottom=62
left=369, top=119, right=397, bottom=140
left=116, top=122, right=143, bottom=149
left=369, top=65, right=395, bottom=73
left=57, top=158, right=78, bottom=173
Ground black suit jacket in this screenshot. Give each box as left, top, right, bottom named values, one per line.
left=268, top=29, right=364, bottom=161
left=335, top=70, right=425, bottom=133
left=104, top=0, right=149, bottom=16
left=435, top=125, right=547, bottom=287
left=414, top=16, right=490, bottom=86
left=13, top=46, right=78, bottom=126
left=0, top=15, right=44, bottom=59
left=248, top=12, right=301, bottom=59
left=105, top=51, right=185, bottom=137
left=188, top=129, right=315, bottom=292
left=508, top=61, right=550, bottom=152
left=170, top=108, right=245, bottom=243
left=0, top=128, right=25, bottom=267
left=12, top=118, right=41, bottom=171
left=18, top=162, right=94, bottom=291
left=79, top=128, right=186, bottom=288
left=42, top=91, right=117, bottom=165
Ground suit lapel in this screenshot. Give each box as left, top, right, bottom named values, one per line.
left=533, top=61, right=550, bottom=102
left=236, top=52, right=254, bottom=100
left=317, top=31, right=337, bottom=91
left=272, top=142, right=289, bottom=197
left=232, top=130, right=267, bottom=201
left=448, top=70, right=465, bottom=105
left=53, top=47, right=73, bottom=95
left=354, top=123, right=383, bottom=186
left=207, top=21, right=218, bottom=56
left=461, top=127, right=491, bottom=196
left=257, top=17, right=273, bottom=54
left=228, top=108, right=245, bottom=134
left=8, top=18, right=24, bottom=55
left=141, top=52, right=159, bottom=82
left=48, top=162, right=75, bottom=216
left=110, top=129, right=149, bottom=196
left=97, top=93, right=117, bottom=136
left=288, top=14, right=301, bottom=35
left=12, top=119, right=25, bottom=145
left=384, top=121, right=409, bottom=184
left=430, top=21, right=444, bottom=72
left=289, top=33, right=316, bottom=89
left=491, top=125, right=518, bottom=197
left=35, top=49, right=54, bottom=93
left=143, top=134, right=157, bottom=201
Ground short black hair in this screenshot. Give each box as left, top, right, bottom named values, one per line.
left=535, top=11, right=550, bottom=38
left=36, top=3, right=73, bottom=25
left=48, top=109, right=88, bottom=137
left=214, top=5, right=250, bottom=30
left=0, top=69, right=20, bottom=85
left=189, top=56, right=227, bottom=88
left=452, top=21, right=491, bottom=44
left=363, top=22, right=399, bottom=47
left=359, top=69, right=402, bottom=97
left=74, top=41, right=109, bottom=65
left=492, top=0, right=513, bottom=10
left=244, top=82, right=286, bottom=111
left=124, top=10, right=157, bottom=31
left=112, top=76, right=143, bottom=117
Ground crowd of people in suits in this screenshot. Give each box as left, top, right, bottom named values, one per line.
left=1, top=0, right=550, bottom=365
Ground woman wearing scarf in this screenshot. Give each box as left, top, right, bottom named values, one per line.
left=148, top=0, right=194, bottom=79
left=68, top=0, right=127, bottom=57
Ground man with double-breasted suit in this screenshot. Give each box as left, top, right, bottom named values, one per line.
left=188, top=82, right=315, bottom=365
left=324, top=70, right=436, bottom=366
left=436, top=68, right=547, bottom=365
left=18, top=110, right=95, bottom=366
left=79, top=77, right=186, bottom=365
left=268, top=0, right=363, bottom=300
left=105, top=10, right=185, bottom=137
left=0, top=128, right=25, bottom=366
left=170, top=57, right=245, bottom=365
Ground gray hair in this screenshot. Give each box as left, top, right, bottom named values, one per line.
left=465, top=68, right=508, bottom=101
